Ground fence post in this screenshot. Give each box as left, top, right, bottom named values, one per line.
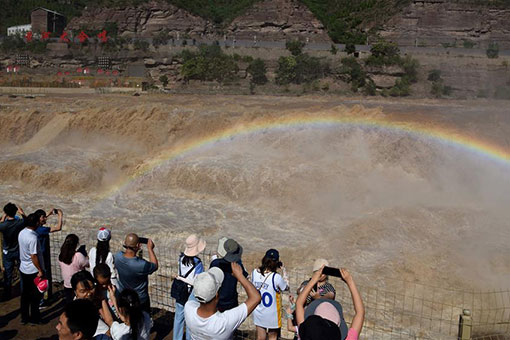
left=458, top=309, right=472, bottom=340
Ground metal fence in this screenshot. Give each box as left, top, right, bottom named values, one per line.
left=48, top=232, right=510, bottom=340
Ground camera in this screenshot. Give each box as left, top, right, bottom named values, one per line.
left=277, top=261, right=283, bottom=268
left=139, top=237, right=148, bottom=244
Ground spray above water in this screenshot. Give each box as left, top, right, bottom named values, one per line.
left=1, top=98, right=510, bottom=290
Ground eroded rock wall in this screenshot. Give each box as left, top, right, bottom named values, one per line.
left=381, top=0, right=510, bottom=49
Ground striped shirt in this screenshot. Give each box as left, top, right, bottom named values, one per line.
left=300, top=279, right=336, bottom=305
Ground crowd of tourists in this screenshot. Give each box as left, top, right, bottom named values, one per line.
left=1, top=202, right=365, bottom=340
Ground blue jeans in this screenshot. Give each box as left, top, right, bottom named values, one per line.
left=173, top=293, right=195, bottom=340
left=2, top=250, right=19, bottom=294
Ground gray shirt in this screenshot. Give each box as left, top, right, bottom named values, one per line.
left=114, top=251, right=157, bottom=303
left=0, top=217, right=24, bottom=253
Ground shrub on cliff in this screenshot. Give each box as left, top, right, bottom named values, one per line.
left=366, top=41, right=401, bottom=66
left=246, top=58, right=268, bottom=85
left=338, top=56, right=367, bottom=92
left=487, top=42, right=499, bottom=59
left=180, top=44, right=239, bottom=83
left=286, top=39, right=306, bottom=56
left=276, top=54, right=330, bottom=85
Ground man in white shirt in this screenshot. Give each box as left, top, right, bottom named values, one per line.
left=184, top=263, right=261, bottom=340
left=18, top=213, right=44, bottom=324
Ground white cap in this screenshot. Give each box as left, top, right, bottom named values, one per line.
left=217, top=237, right=228, bottom=258
left=193, top=267, right=224, bottom=303
left=313, top=258, right=329, bottom=272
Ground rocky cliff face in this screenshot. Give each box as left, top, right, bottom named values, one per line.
left=225, top=0, right=330, bottom=42
left=67, top=0, right=330, bottom=42
left=380, top=0, right=510, bottom=49
left=67, top=1, right=212, bottom=37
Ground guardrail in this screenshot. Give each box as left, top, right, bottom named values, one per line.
left=47, top=232, right=510, bottom=339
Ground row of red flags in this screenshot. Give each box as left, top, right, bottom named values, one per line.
left=25, top=30, right=108, bottom=43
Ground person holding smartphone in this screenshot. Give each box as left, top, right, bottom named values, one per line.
left=114, top=233, right=158, bottom=313
left=299, top=259, right=336, bottom=307
left=296, top=266, right=365, bottom=340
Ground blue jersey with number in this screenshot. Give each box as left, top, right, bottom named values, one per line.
left=251, top=269, right=288, bottom=329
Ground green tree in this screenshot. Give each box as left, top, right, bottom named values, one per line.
left=487, top=42, right=499, bottom=59
left=401, top=55, right=420, bottom=83
left=286, top=39, right=306, bottom=56
left=389, top=77, right=411, bottom=97
left=180, top=44, right=239, bottom=83
left=159, top=75, right=169, bottom=87
left=344, top=42, right=356, bottom=55
left=246, top=58, right=268, bottom=85
left=275, top=56, right=297, bottom=85
left=427, top=69, right=442, bottom=82
left=330, top=44, right=338, bottom=55
left=338, top=57, right=366, bottom=91
left=366, top=40, right=401, bottom=66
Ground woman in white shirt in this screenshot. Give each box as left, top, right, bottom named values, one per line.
left=89, top=228, right=118, bottom=287
left=101, top=286, right=152, bottom=340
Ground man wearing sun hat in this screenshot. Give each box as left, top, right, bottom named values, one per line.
left=184, top=262, right=261, bottom=340
left=114, top=233, right=158, bottom=313
left=210, top=238, right=248, bottom=312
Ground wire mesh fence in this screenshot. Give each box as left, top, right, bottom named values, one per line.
left=48, top=232, right=510, bottom=340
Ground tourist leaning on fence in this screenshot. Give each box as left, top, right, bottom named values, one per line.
left=57, top=299, right=100, bottom=340
left=59, top=233, right=90, bottom=303
left=34, top=208, right=63, bottom=307
left=18, top=213, right=44, bottom=325
left=114, top=233, right=158, bottom=314
left=172, top=234, right=206, bottom=340
left=251, top=248, right=290, bottom=340
left=299, top=258, right=336, bottom=307
left=296, top=266, right=364, bottom=340
left=0, top=202, right=26, bottom=301
left=209, top=238, right=248, bottom=312
left=184, top=263, right=261, bottom=340
left=89, top=228, right=118, bottom=287
left=101, top=286, right=153, bottom=340
left=70, top=270, right=111, bottom=339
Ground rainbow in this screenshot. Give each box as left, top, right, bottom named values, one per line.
left=99, top=112, right=510, bottom=200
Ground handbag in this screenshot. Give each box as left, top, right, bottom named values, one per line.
left=171, top=255, right=199, bottom=305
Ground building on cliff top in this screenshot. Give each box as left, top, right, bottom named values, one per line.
left=31, top=8, right=66, bottom=35
left=7, top=24, right=32, bottom=36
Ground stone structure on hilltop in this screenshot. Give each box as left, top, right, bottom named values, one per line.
left=380, top=0, right=510, bottom=49
left=225, top=0, right=331, bottom=42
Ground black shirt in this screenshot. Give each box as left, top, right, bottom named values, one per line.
left=210, top=258, right=248, bottom=311
left=0, top=217, right=25, bottom=253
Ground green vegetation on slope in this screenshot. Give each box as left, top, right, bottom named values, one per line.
left=297, top=0, right=413, bottom=44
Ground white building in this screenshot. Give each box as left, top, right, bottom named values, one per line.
left=7, top=24, right=32, bottom=36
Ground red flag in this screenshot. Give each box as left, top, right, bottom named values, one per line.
left=60, top=31, right=70, bottom=43
left=78, top=31, right=89, bottom=43
left=97, top=30, right=108, bottom=43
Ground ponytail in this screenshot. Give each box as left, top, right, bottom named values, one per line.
left=117, top=289, right=143, bottom=340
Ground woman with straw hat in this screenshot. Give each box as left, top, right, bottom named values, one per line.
left=172, top=234, right=206, bottom=340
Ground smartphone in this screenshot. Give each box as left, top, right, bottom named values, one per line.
left=139, top=237, right=148, bottom=244
left=313, top=282, right=318, bottom=292
left=323, top=266, right=343, bottom=279
left=52, top=209, right=58, bottom=214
